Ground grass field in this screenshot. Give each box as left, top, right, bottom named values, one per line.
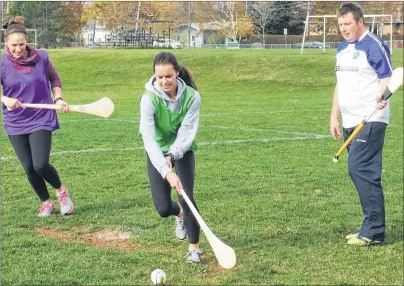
left=1, top=48, right=403, bottom=285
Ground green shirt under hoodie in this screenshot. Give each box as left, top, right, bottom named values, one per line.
left=143, top=85, right=197, bottom=153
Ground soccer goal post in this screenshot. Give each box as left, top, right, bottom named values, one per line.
left=1, top=28, right=38, bottom=48
left=301, top=14, right=393, bottom=54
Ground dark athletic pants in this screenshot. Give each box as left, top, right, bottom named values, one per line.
left=147, top=151, right=200, bottom=244
left=344, top=122, right=387, bottom=241
left=8, top=130, right=62, bottom=202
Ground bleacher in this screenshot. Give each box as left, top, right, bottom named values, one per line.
left=99, top=27, right=172, bottom=48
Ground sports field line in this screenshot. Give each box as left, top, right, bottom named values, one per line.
left=59, top=119, right=325, bottom=137
left=59, top=118, right=326, bottom=137
left=200, top=109, right=325, bottom=116
left=203, top=125, right=326, bottom=137
left=58, top=109, right=326, bottom=123
left=58, top=119, right=327, bottom=137
left=60, top=118, right=139, bottom=123
left=0, top=135, right=329, bottom=161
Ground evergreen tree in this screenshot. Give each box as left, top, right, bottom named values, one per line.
left=6, top=1, right=63, bottom=48
left=266, top=2, right=305, bottom=35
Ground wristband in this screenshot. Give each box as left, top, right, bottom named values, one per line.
left=54, top=97, right=64, bottom=104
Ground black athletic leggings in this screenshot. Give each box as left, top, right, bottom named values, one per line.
left=8, top=130, right=62, bottom=202
left=147, top=151, right=200, bottom=244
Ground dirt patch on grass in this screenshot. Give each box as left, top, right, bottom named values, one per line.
left=35, top=227, right=164, bottom=252
left=35, top=227, right=79, bottom=240
left=196, top=264, right=231, bottom=278
left=81, top=230, right=140, bottom=250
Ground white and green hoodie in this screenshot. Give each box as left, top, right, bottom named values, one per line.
left=140, top=76, right=201, bottom=178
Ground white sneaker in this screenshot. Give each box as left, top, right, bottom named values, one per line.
left=56, top=187, right=74, bottom=215
left=185, top=248, right=202, bottom=264
left=174, top=217, right=187, bottom=240
left=38, top=201, right=55, bottom=217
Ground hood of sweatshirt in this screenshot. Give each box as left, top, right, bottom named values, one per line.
left=144, top=76, right=187, bottom=112
left=145, top=75, right=186, bottom=101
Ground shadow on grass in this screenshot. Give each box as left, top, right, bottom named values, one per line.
left=32, top=226, right=228, bottom=277
left=76, top=198, right=149, bottom=213
left=332, top=219, right=403, bottom=245
left=33, top=227, right=180, bottom=252
left=386, top=220, right=403, bottom=245
left=257, top=221, right=403, bottom=248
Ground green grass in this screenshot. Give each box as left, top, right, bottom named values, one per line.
left=1, top=48, right=403, bottom=285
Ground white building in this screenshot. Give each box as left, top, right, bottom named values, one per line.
left=173, top=23, right=232, bottom=47
left=81, top=20, right=110, bottom=46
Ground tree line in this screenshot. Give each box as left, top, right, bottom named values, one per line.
left=3, top=1, right=402, bottom=47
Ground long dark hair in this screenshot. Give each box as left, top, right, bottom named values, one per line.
left=153, top=52, right=198, bottom=91
left=3, top=16, right=27, bottom=39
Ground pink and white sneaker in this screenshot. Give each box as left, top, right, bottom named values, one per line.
left=56, top=187, right=74, bottom=215
left=38, top=201, right=55, bottom=217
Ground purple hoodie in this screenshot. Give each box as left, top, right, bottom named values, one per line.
left=1, top=47, right=60, bottom=135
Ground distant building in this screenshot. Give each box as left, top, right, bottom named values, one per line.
left=308, top=17, right=404, bottom=39
left=387, top=19, right=404, bottom=38
left=82, top=20, right=110, bottom=46
left=173, top=23, right=238, bottom=47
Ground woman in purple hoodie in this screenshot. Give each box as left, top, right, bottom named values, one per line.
left=1, top=16, right=74, bottom=217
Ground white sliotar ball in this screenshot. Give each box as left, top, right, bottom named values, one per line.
left=151, top=269, right=167, bottom=285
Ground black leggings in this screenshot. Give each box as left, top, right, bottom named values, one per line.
left=147, top=151, right=200, bottom=244
left=8, top=130, right=62, bottom=202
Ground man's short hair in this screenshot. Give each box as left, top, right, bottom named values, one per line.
left=338, top=2, right=364, bottom=22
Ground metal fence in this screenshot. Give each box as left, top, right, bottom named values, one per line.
left=14, top=39, right=402, bottom=50
left=183, top=43, right=328, bottom=49
left=182, top=40, right=403, bottom=50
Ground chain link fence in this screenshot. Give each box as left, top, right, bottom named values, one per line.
left=181, top=40, right=403, bottom=50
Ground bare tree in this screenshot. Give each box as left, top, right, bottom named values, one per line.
left=179, top=2, right=195, bottom=47
left=207, top=1, right=250, bottom=42
left=212, top=1, right=239, bottom=41
left=252, top=2, right=273, bottom=44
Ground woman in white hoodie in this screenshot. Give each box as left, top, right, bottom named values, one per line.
left=139, top=52, right=202, bottom=263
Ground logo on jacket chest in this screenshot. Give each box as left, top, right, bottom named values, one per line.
left=352, top=51, right=360, bottom=59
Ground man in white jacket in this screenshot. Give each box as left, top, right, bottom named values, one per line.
left=330, top=2, right=392, bottom=246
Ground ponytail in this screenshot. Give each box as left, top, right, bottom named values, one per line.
left=178, top=66, right=197, bottom=91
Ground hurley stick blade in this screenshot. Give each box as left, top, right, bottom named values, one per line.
left=181, top=189, right=236, bottom=269
left=386, top=67, right=404, bottom=95
left=69, top=97, right=114, bottom=118
left=23, top=97, right=115, bottom=118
